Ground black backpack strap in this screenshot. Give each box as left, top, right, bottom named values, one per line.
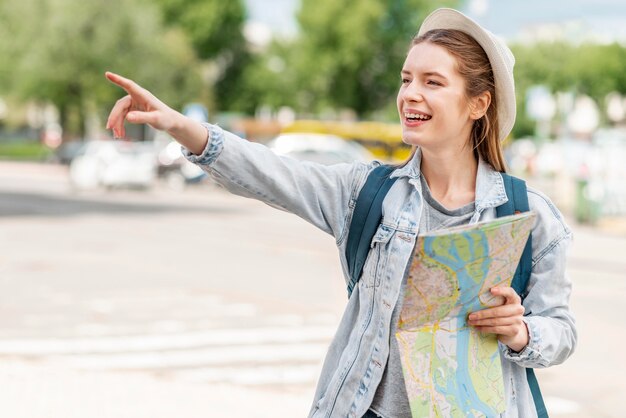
left=346, top=165, right=398, bottom=297
left=498, top=173, right=548, bottom=418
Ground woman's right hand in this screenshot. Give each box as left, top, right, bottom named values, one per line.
left=105, top=71, right=180, bottom=138
left=105, top=72, right=208, bottom=155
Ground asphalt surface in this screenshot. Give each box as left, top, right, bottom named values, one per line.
left=0, top=161, right=624, bottom=418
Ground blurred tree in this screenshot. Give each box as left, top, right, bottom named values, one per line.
left=574, top=43, right=626, bottom=102
left=0, top=0, right=201, bottom=137
left=509, top=42, right=576, bottom=138
left=152, top=0, right=246, bottom=60
left=511, top=41, right=626, bottom=138
left=290, top=0, right=458, bottom=117
left=223, top=41, right=299, bottom=115
left=223, top=0, right=458, bottom=118
left=151, top=0, right=248, bottom=112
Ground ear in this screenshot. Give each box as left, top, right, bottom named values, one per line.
left=469, top=91, right=491, bottom=120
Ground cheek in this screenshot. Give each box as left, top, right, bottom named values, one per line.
left=453, top=93, right=472, bottom=116
left=434, top=93, right=469, bottom=120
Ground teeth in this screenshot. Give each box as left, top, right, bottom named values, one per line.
left=404, top=113, right=431, bottom=120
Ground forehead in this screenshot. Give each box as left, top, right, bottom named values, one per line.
left=402, top=42, right=460, bottom=77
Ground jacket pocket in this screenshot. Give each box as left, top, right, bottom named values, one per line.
left=363, top=224, right=395, bottom=288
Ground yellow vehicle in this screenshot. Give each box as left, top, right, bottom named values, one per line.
left=281, top=120, right=411, bottom=162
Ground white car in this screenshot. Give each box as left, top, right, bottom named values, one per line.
left=156, top=140, right=207, bottom=191
left=69, top=140, right=157, bottom=190
left=267, top=133, right=374, bottom=165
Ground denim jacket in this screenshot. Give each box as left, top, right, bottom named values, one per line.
left=183, top=125, right=577, bottom=418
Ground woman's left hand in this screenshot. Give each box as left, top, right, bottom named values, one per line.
left=468, top=286, right=529, bottom=352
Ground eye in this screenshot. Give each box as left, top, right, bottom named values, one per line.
left=427, top=79, right=442, bottom=86
left=401, top=77, right=411, bottom=85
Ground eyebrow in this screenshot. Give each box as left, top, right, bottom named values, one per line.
left=401, top=69, right=448, bottom=80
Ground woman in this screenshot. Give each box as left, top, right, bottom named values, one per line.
left=106, top=8, right=576, bottom=418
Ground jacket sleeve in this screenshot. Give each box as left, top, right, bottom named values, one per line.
left=182, top=124, right=370, bottom=241
left=502, top=188, right=577, bottom=368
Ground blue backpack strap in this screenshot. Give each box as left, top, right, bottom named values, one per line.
left=497, top=174, right=533, bottom=299
left=526, top=369, right=548, bottom=418
left=498, top=173, right=549, bottom=418
left=346, top=164, right=398, bottom=297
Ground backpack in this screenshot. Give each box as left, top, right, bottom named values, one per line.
left=345, top=164, right=548, bottom=418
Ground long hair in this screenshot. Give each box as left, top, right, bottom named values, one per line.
left=401, top=29, right=507, bottom=172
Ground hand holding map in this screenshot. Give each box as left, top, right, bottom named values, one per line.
left=468, top=285, right=529, bottom=352
left=396, top=212, right=535, bottom=418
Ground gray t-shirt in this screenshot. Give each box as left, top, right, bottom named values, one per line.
left=369, top=175, right=475, bottom=418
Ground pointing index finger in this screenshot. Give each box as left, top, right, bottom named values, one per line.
left=105, top=71, right=141, bottom=95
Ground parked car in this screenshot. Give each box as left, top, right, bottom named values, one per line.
left=267, top=133, right=374, bottom=165
left=154, top=134, right=207, bottom=191
left=69, top=140, right=157, bottom=190
left=54, top=140, right=85, bottom=165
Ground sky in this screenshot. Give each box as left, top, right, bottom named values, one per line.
left=244, top=0, right=626, bottom=43
left=244, top=0, right=299, bottom=37
left=465, top=0, right=626, bottom=43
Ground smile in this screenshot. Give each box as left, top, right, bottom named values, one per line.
left=404, top=112, right=432, bottom=121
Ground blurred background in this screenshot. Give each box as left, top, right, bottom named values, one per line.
left=0, top=0, right=624, bottom=417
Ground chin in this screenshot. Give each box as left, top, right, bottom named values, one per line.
left=401, top=132, right=424, bottom=147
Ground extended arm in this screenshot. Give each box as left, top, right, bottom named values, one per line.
left=105, top=72, right=370, bottom=239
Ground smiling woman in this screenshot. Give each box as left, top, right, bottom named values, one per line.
left=104, top=8, right=576, bottom=418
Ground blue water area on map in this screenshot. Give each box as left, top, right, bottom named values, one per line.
left=425, top=230, right=499, bottom=416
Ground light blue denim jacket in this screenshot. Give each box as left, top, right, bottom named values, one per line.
left=183, top=125, right=577, bottom=418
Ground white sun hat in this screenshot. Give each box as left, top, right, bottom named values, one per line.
left=418, top=8, right=516, bottom=142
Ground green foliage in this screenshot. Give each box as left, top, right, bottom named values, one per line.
left=510, top=41, right=626, bottom=138
left=291, top=0, right=458, bottom=117
left=222, top=42, right=299, bottom=114
left=0, top=0, right=201, bottom=136
left=0, top=140, right=52, bottom=161
left=222, top=0, right=457, bottom=117
left=152, top=0, right=246, bottom=60
left=3, top=0, right=626, bottom=138
left=150, top=0, right=248, bottom=114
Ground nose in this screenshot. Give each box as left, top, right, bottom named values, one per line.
left=401, top=81, right=424, bottom=103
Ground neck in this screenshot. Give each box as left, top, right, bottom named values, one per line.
left=420, top=145, right=478, bottom=209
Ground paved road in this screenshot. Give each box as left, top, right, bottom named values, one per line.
left=0, top=161, right=624, bottom=417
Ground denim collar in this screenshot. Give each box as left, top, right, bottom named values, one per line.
left=389, top=147, right=508, bottom=211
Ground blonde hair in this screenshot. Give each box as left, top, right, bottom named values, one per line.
left=401, top=29, right=507, bottom=172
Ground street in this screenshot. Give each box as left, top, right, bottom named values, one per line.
left=0, top=161, right=624, bottom=418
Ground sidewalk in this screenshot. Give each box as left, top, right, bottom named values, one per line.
left=0, top=359, right=313, bottom=418
left=596, top=215, right=626, bottom=235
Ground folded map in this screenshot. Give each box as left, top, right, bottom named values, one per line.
left=396, top=212, right=536, bottom=417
